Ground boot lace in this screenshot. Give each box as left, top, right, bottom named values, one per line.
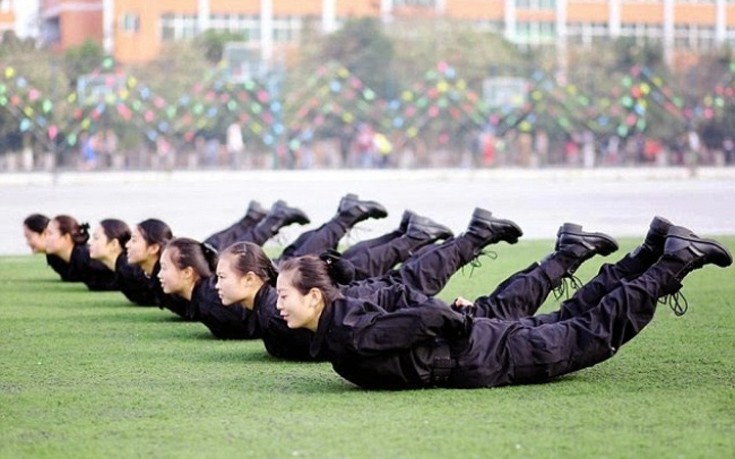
left=553, top=274, right=582, bottom=301
left=462, top=250, right=497, bottom=276
left=659, top=291, right=689, bottom=316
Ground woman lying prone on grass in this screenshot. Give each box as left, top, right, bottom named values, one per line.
left=44, top=214, right=118, bottom=291
left=23, top=213, right=72, bottom=282
left=274, top=217, right=732, bottom=390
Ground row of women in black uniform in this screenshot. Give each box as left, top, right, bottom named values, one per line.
left=22, top=195, right=732, bottom=390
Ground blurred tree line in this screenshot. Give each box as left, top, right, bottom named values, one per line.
left=1, top=18, right=733, bottom=164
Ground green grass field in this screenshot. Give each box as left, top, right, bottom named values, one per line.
left=1, top=238, right=734, bottom=458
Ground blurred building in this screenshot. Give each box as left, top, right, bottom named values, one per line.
left=0, top=0, right=40, bottom=39
left=38, top=0, right=102, bottom=50
left=26, top=0, right=735, bottom=68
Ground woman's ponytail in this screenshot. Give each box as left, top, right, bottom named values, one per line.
left=319, top=249, right=355, bottom=285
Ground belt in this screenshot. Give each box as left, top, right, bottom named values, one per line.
left=431, top=339, right=456, bottom=385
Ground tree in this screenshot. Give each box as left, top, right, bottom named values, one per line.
left=63, top=39, right=105, bottom=88
left=319, top=18, right=395, bottom=98
left=196, top=29, right=249, bottom=64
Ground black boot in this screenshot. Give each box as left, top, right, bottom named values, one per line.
left=244, top=200, right=268, bottom=223
left=405, top=214, right=454, bottom=242
left=652, top=224, right=732, bottom=316
left=266, top=200, right=310, bottom=232
left=337, top=193, right=388, bottom=227
left=661, top=225, right=732, bottom=281
left=628, top=215, right=673, bottom=260
left=466, top=208, right=523, bottom=245
left=642, top=216, right=674, bottom=254
left=399, top=210, right=417, bottom=233
left=555, top=223, right=619, bottom=275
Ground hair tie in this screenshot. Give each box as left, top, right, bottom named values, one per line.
left=200, top=242, right=218, bottom=257
left=80, top=222, right=90, bottom=232
left=319, top=249, right=354, bottom=285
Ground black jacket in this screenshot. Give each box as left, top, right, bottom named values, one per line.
left=114, top=253, right=157, bottom=306
left=253, top=283, right=315, bottom=360
left=67, top=245, right=118, bottom=291
left=308, top=291, right=471, bottom=390
left=187, top=277, right=260, bottom=340
left=148, top=261, right=191, bottom=318
left=46, top=254, right=73, bottom=281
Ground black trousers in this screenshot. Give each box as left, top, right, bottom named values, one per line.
left=343, top=235, right=483, bottom=298
left=277, top=219, right=435, bottom=279
left=447, top=251, right=672, bottom=388
left=203, top=214, right=262, bottom=251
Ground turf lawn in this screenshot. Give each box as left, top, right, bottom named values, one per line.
left=1, top=238, right=733, bottom=458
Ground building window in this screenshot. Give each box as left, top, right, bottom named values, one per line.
left=674, top=24, right=715, bottom=49
left=620, top=22, right=663, bottom=45
left=567, top=22, right=609, bottom=46
left=120, top=13, right=140, bottom=33
left=516, top=0, right=556, bottom=10
left=272, top=15, right=303, bottom=43
left=209, top=13, right=260, bottom=41
left=160, top=13, right=198, bottom=42
left=42, top=18, right=61, bottom=45
left=516, top=21, right=556, bottom=45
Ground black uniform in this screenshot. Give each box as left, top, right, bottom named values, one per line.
left=148, top=261, right=191, bottom=319
left=186, top=277, right=260, bottom=340
left=46, top=254, right=74, bottom=281
left=66, top=245, right=119, bottom=291
left=307, top=252, right=670, bottom=390
left=114, top=253, right=158, bottom=306
left=204, top=214, right=264, bottom=251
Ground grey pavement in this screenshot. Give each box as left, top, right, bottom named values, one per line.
left=2, top=167, right=734, bottom=256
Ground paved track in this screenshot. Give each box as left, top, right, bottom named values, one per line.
left=2, top=167, right=734, bottom=256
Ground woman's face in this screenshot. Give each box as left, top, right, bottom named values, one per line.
left=275, top=271, right=321, bottom=330
left=45, top=220, right=70, bottom=255
left=126, top=226, right=153, bottom=265
left=23, top=225, right=47, bottom=253
left=157, top=248, right=189, bottom=296
left=215, top=255, right=249, bottom=307
left=89, top=225, right=114, bottom=260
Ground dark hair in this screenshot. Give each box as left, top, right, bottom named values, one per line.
left=278, top=254, right=350, bottom=305
left=136, top=218, right=173, bottom=247
left=219, top=242, right=279, bottom=286
left=164, top=237, right=217, bottom=279
left=24, top=214, right=50, bottom=233
left=53, top=215, right=90, bottom=245
left=99, top=219, right=131, bottom=248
